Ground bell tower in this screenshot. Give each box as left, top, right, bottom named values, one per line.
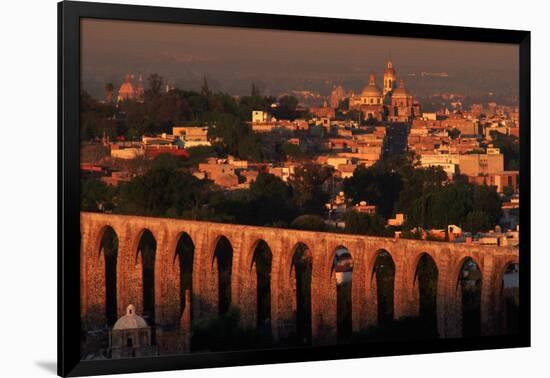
left=383, top=59, right=397, bottom=96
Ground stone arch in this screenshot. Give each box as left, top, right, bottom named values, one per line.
left=497, top=259, right=519, bottom=334
left=290, top=242, right=313, bottom=345
left=98, top=225, right=119, bottom=327
left=212, top=235, right=233, bottom=315
left=250, top=239, right=273, bottom=334
left=456, top=256, right=482, bottom=337
left=413, top=252, right=439, bottom=334
left=174, top=232, right=195, bottom=320
left=331, top=245, right=353, bottom=341
left=136, top=229, right=157, bottom=325
left=371, top=249, right=396, bottom=325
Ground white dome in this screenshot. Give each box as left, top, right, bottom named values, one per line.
left=113, top=304, right=148, bottom=330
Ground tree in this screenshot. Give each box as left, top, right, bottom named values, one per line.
left=105, top=82, right=114, bottom=103
left=80, top=91, right=117, bottom=140
left=464, top=210, right=491, bottom=234
left=247, top=173, right=296, bottom=226
left=290, top=214, right=326, bottom=231
left=396, top=166, right=448, bottom=216
left=116, top=156, right=213, bottom=217
left=471, top=184, right=502, bottom=226
left=289, top=164, right=333, bottom=215
left=147, top=73, right=164, bottom=98
left=274, top=95, right=299, bottom=120
left=251, top=82, right=260, bottom=98
left=448, top=128, right=461, bottom=139
left=343, top=165, right=402, bottom=218
left=343, top=211, right=388, bottom=236
left=281, top=142, right=304, bottom=161
left=201, top=76, right=211, bottom=98
left=404, top=182, right=501, bottom=232
left=490, top=131, right=520, bottom=170
left=81, top=179, right=116, bottom=212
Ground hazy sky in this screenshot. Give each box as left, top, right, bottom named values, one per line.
left=81, top=18, right=519, bottom=100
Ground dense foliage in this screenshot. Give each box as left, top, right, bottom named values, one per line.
left=81, top=74, right=302, bottom=162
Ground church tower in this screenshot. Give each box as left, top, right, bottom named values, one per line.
left=383, top=59, right=397, bottom=96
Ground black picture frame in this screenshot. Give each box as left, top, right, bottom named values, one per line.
left=58, top=1, right=531, bottom=376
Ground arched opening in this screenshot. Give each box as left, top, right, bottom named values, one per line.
left=458, top=257, right=482, bottom=337
left=175, top=233, right=195, bottom=319
left=213, top=236, right=233, bottom=315
left=373, top=250, right=395, bottom=326
left=251, top=240, right=272, bottom=335
left=137, top=229, right=156, bottom=325
left=291, top=243, right=312, bottom=345
left=332, top=246, right=353, bottom=342
left=501, top=262, right=519, bottom=334
left=414, top=253, right=438, bottom=334
left=99, top=226, right=118, bottom=327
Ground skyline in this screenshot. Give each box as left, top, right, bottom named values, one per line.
left=81, top=19, right=519, bottom=101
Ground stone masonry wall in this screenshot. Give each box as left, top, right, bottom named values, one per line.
left=80, top=212, right=519, bottom=348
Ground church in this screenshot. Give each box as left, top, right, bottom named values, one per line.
left=117, top=73, right=145, bottom=103
left=348, top=60, right=421, bottom=122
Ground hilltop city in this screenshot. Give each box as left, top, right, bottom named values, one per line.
left=81, top=59, right=520, bottom=247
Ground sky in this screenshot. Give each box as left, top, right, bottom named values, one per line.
left=81, top=18, right=519, bottom=101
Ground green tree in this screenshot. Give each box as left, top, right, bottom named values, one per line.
left=274, top=95, right=299, bottom=120
left=116, top=155, right=213, bottom=217
left=343, top=165, right=402, bottom=218
left=247, top=173, right=295, bottom=226
left=281, top=142, right=304, bottom=161
left=81, top=179, right=116, bottom=212
left=490, top=131, right=520, bottom=170
left=290, top=214, right=326, bottom=231
left=289, top=164, right=333, bottom=215
left=464, top=210, right=491, bottom=233
left=343, top=211, right=389, bottom=236
left=147, top=73, right=164, bottom=98
left=448, top=128, right=461, bottom=139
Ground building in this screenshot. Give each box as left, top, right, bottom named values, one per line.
left=108, top=304, right=158, bottom=359
left=197, top=159, right=240, bottom=188
left=349, top=73, right=385, bottom=120
left=350, top=201, right=377, bottom=215
left=389, top=80, right=415, bottom=122
left=383, top=59, right=397, bottom=96
left=468, top=171, right=519, bottom=193
left=252, top=110, right=273, bottom=123
left=329, top=85, right=346, bottom=108
left=458, top=153, right=504, bottom=176
left=172, top=126, right=211, bottom=147
left=310, top=102, right=336, bottom=119
left=348, top=60, right=419, bottom=122
left=117, top=74, right=144, bottom=103
left=388, top=213, right=405, bottom=227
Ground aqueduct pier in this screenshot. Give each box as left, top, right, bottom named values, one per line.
left=80, top=212, right=519, bottom=352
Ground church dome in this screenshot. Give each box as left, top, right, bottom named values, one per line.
left=392, top=80, right=410, bottom=97
left=361, top=73, right=382, bottom=97
left=118, top=81, right=135, bottom=98
left=113, top=304, right=148, bottom=330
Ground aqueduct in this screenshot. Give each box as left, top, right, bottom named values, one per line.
left=80, top=212, right=519, bottom=353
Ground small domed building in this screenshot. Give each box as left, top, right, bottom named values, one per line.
left=348, top=60, right=420, bottom=123
left=389, top=80, right=414, bottom=122
left=108, top=304, right=158, bottom=359
left=349, top=73, right=385, bottom=121
left=116, top=74, right=145, bottom=103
